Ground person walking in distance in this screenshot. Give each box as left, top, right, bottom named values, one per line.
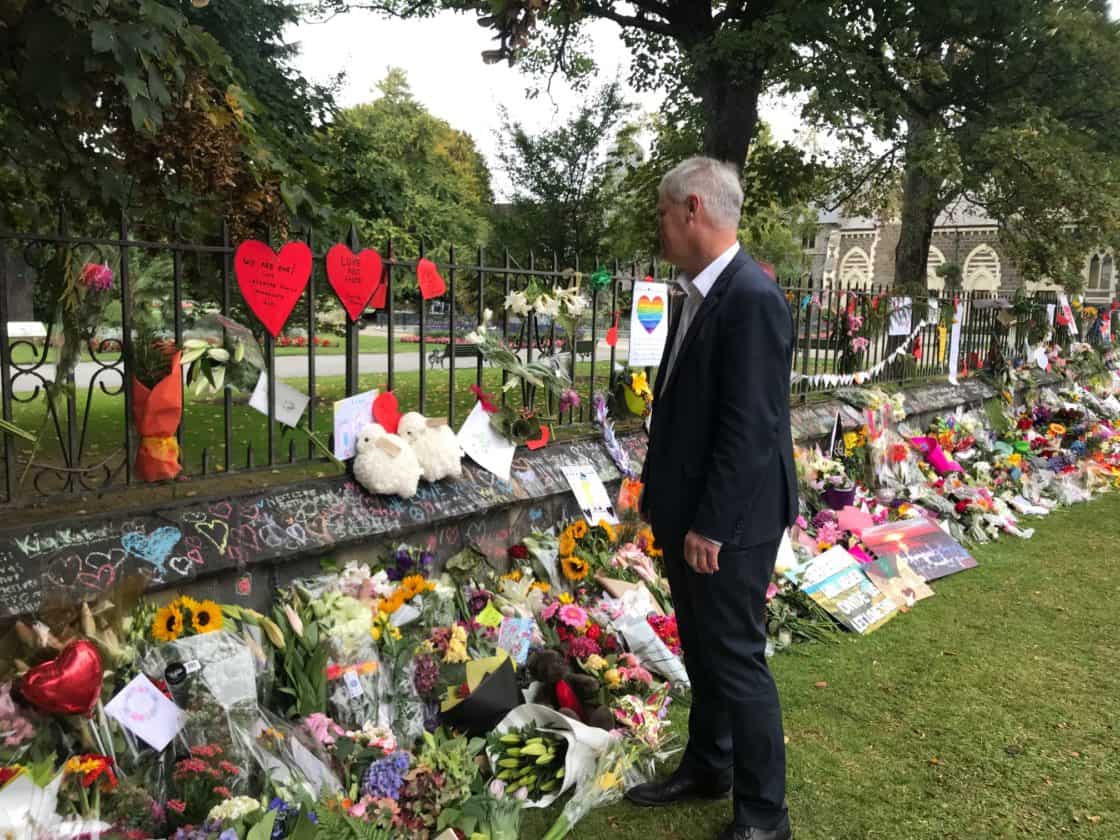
left=626, top=157, right=798, bottom=840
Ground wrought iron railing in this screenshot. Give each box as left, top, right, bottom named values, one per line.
left=0, top=215, right=1088, bottom=509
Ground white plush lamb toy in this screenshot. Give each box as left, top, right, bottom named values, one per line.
left=397, top=411, right=463, bottom=482
left=353, top=422, right=422, bottom=499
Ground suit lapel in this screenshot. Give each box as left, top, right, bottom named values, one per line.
left=655, top=250, right=746, bottom=401
left=653, top=292, right=686, bottom=403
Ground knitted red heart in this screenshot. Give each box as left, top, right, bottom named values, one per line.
left=417, top=258, right=446, bottom=300
left=234, top=240, right=312, bottom=337
left=326, top=244, right=383, bottom=321
left=20, top=640, right=103, bottom=717
left=527, top=424, right=550, bottom=450
left=373, top=391, right=402, bottom=434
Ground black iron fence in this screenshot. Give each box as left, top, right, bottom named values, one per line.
left=0, top=215, right=1091, bottom=510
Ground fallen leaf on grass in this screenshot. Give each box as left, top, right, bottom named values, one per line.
left=929, top=757, right=942, bottom=766
left=814, top=681, right=828, bottom=689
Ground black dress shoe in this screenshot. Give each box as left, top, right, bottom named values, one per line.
left=624, top=764, right=732, bottom=807
left=715, top=821, right=793, bottom=840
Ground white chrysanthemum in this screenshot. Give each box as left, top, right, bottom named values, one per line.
left=208, top=796, right=261, bottom=823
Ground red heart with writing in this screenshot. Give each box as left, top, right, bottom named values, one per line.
left=417, top=258, right=446, bottom=300
left=527, top=424, right=550, bottom=450
left=326, top=244, right=383, bottom=321
left=234, top=240, right=313, bottom=337
left=606, top=312, right=620, bottom=348
left=19, top=640, right=103, bottom=717
left=373, top=390, right=402, bottom=434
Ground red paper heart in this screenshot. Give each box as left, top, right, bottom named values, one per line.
left=373, top=391, right=402, bottom=434
left=19, top=639, right=103, bottom=717
left=527, top=425, right=550, bottom=450
left=234, top=240, right=313, bottom=337
left=417, top=258, right=446, bottom=300
left=326, top=244, right=383, bottom=321
left=368, top=277, right=388, bottom=310
left=606, top=312, right=620, bottom=348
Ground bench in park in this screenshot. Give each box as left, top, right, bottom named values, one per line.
left=428, top=342, right=484, bottom=369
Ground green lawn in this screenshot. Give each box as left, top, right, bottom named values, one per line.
left=522, top=493, right=1120, bottom=839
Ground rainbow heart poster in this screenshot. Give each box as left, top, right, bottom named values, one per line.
left=628, top=278, right=670, bottom=367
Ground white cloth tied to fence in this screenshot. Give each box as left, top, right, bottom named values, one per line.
left=792, top=319, right=933, bottom=389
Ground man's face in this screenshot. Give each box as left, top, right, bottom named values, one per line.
left=657, top=193, right=691, bottom=266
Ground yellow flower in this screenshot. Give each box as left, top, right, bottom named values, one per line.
left=1008, top=453, right=1022, bottom=468
left=561, top=555, right=590, bottom=582
left=843, top=431, right=859, bottom=455
left=152, top=602, right=184, bottom=643
left=603, top=668, right=621, bottom=689
left=584, top=654, right=608, bottom=672
left=558, top=592, right=574, bottom=605
left=444, top=625, right=469, bottom=664
left=558, top=532, right=576, bottom=556
left=597, top=520, right=617, bottom=543
left=191, top=600, right=224, bottom=634
left=570, top=520, right=588, bottom=540
left=371, top=625, right=382, bottom=642
left=531, top=581, right=551, bottom=594
left=501, top=569, right=523, bottom=583
left=630, top=372, right=652, bottom=400
left=597, top=771, right=620, bottom=791
left=399, top=574, right=430, bottom=600
left=176, top=596, right=201, bottom=613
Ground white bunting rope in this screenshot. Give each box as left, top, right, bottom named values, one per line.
left=792, top=319, right=933, bottom=388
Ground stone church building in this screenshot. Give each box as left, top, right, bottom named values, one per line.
left=804, top=199, right=1116, bottom=304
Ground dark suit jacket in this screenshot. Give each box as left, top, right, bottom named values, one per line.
left=640, top=248, right=798, bottom=547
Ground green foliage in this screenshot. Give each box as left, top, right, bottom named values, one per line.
left=492, top=80, right=633, bottom=264
left=315, top=69, right=493, bottom=287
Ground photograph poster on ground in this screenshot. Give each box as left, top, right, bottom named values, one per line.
left=860, top=518, right=977, bottom=582
left=800, top=546, right=898, bottom=635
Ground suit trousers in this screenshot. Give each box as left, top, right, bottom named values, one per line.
left=661, top=532, right=788, bottom=830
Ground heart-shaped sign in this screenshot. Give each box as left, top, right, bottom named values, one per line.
left=368, top=277, right=388, bottom=310
left=417, top=258, right=446, bottom=300
left=636, top=295, right=664, bottom=334
left=527, top=424, right=550, bottom=450
left=234, top=240, right=313, bottom=337
left=326, top=244, right=384, bottom=321
left=19, top=639, right=103, bottom=716
left=373, top=391, right=402, bottom=434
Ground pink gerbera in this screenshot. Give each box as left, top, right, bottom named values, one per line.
left=557, top=604, right=589, bottom=629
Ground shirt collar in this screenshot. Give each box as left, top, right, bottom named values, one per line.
left=675, top=242, right=741, bottom=299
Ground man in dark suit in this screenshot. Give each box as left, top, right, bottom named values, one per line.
left=626, top=157, right=798, bottom=840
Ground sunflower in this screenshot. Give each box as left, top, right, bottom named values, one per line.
left=561, top=555, right=590, bottom=582
left=399, top=574, right=432, bottom=600
left=596, top=520, right=617, bottom=543
left=153, top=602, right=184, bottom=643
left=190, top=600, right=224, bottom=634
left=570, top=520, right=588, bottom=540
left=176, top=595, right=201, bottom=613
left=558, top=531, right=576, bottom=556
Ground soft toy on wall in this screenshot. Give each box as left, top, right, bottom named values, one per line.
left=527, top=649, right=614, bottom=731
left=353, top=422, right=422, bottom=499
left=397, top=411, right=463, bottom=482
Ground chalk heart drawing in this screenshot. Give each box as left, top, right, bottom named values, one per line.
left=168, top=556, right=194, bottom=577
left=77, top=563, right=118, bottom=591
left=636, top=294, right=664, bottom=333
left=122, top=527, right=182, bottom=573
left=208, top=501, right=233, bottom=520
left=186, top=548, right=204, bottom=565
left=195, top=519, right=230, bottom=555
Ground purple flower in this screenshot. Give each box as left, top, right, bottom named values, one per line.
left=361, top=751, right=411, bottom=800
left=419, top=551, right=435, bottom=572
left=468, top=589, right=492, bottom=615
left=412, top=654, right=440, bottom=696
left=559, top=388, right=580, bottom=412
left=219, top=830, right=237, bottom=840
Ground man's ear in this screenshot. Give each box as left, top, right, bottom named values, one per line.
left=687, top=194, right=701, bottom=218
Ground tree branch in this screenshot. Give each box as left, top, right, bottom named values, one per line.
left=582, top=1, right=677, bottom=37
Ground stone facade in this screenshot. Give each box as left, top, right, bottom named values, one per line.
left=809, top=200, right=1114, bottom=304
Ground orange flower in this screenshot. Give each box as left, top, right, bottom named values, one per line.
left=64, top=754, right=117, bottom=790
left=558, top=532, right=576, bottom=556
left=561, top=555, right=590, bottom=581
left=570, top=520, right=588, bottom=540
left=596, top=520, right=618, bottom=543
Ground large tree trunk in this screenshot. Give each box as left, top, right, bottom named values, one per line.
left=698, top=68, right=764, bottom=171
left=894, top=113, right=947, bottom=294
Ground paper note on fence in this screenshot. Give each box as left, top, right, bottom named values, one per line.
left=333, top=389, right=378, bottom=460
left=249, top=373, right=310, bottom=428
left=629, top=279, right=670, bottom=367
left=457, top=400, right=515, bottom=481
left=561, top=464, right=619, bottom=525
left=105, top=673, right=186, bottom=751
left=889, top=297, right=913, bottom=336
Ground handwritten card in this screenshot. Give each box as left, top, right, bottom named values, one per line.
left=495, top=619, right=534, bottom=666
left=561, top=464, right=619, bottom=525
left=249, top=373, right=310, bottom=428
left=457, top=401, right=515, bottom=481
left=333, top=389, right=378, bottom=460
left=889, top=297, right=913, bottom=336
left=629, top=278, right=670, bottom=367
left=105, top=673, right=186, bottom=751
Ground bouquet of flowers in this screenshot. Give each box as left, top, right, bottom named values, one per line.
left=557, top=519, right=618, bottom=585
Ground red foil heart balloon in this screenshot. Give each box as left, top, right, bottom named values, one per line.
left=20, top=639, right=104, bottom=716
